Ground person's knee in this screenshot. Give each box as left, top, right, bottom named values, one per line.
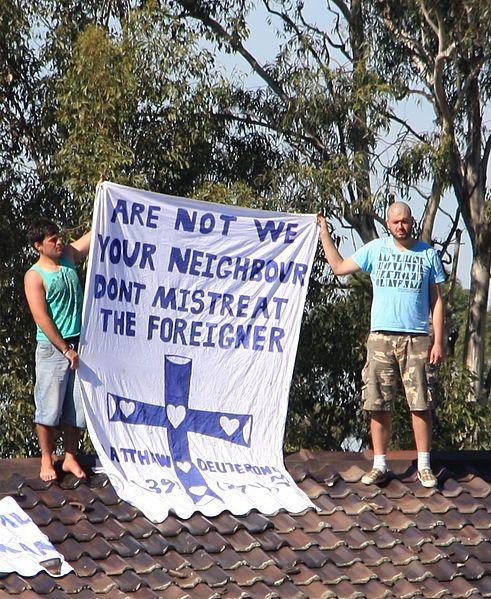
left=370, top=410, right=392, bottom=423
left=411, top=409, right=432, bottom=422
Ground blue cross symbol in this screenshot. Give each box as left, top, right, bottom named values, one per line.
left=107, top=355, right=253, bottom=504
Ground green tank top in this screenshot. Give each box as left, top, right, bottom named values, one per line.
left=30, top=256, right=83, bottom=342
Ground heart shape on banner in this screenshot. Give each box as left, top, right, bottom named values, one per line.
left=176, top=461, right=192, bottom=473
left=220, top=416, right=240, bottom=436
left=167, top=405, right=186, bottom=428
left=120, top=400, right=135, bottom=418
left=189, top=485, right=207, bottom=496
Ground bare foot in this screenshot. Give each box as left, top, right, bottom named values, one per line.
left=62, top=454, right=86, bottom=479
left=40, top=455, right=57, bottom=482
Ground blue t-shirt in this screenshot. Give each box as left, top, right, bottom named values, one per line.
left=351, top=237, right=446, bottom=333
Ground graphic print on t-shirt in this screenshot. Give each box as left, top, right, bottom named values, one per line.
left=374, top=250, right=425, bottom=291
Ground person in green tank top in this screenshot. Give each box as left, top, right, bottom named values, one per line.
left=25, top=218, right=92, bottom=482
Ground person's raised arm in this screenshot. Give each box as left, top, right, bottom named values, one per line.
left=67, top=230, right=91, bottom=263
left=317, top=213, right=360, bottom=276
left=429, top=283, right=445, bottom=364
left=24, top=270, right=79, bottom=369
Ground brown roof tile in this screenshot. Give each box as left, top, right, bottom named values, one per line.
left=240, top=546, right=275, bottom=569
left=0, top=573, right=29, bottom=594
left=99, top=553, right=132, bottom=576
left=228, top=529, right=261, bottom=552
left=289, top=562, right=321, bottom=585
left=297, top=477, right=329, bottom=499
left=328, top=545, right=361, bottom=567
left=296, top=546, right=329, bottom=568
left=440, top=477, right=466, bottom=498
left=337, top=464, right=366, bottom=483
left=382, top=509, right=416, bottom=532
left=318, top=511, right=353, bottom=534
left=370, top=526, right=401, bottom=549
left=376, top=543, right=418, bottom=567
left=356, top=509, right=387, bottom=531
left=1, top=451, right=491, bottom=597
left=197, top=564, right=230, bottom=587
left=229, top=565, right=263, bottom=586
left=179, top=513, right=214, bottom=536
left=255, top=529, right=290, bottom=551
left=474, top=575, right=491, bottom=596
left=154, top=549, right=189, bottom=571
left=309, top=528, right=345, bottom=550
left=69, top=555, right=100, bottom=577
left=364, top=493, right=394, bottom=515
left=341, top=527, right=377, bottom=550
left=195, top=530, right=229, bottom=553
left=460, top=475, right=491, bottom=498
left=326, top=579, right=365, bottom=598
left=269, top=511, right=299, bottom=533
left=213, top=548, right=244, bottom=570
left=322, top=478, right=351, bottom=499
left=110, top=533, right=145, bottom=557
left=337, top=493, right=373, bottom=515
left=27, top=502, right=54, bottom=527
left=185, top=548, right=215, bottom=571
left=360, top=579, right=394, bottom=599
left=467, top=508, right=491, bottom=530
left=309, top=463, right=342, bottom=486
left=417, top=577, right=451, bottom=598
left=313, top=494, right=340, bottom=515
left=432, top=526, right=461, bottom=547
left=452, top=493, right=486, bottom=514
left=443, top=576, right=479, bottom=597
left=317, top=561, right=350, bottom=584
left=28, top=571, right=59, bottom=595
left=412, top=508, right=445, bottom=530
left=354, top=545, right=389, bottom=567
left=83, top=535, right=113, bottom=559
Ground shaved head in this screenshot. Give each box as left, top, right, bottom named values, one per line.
left=386, top=201, right=415, bottom=245
left=387, top=201, right=412, bottom=220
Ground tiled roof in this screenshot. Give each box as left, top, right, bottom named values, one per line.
left=1, top=450, right=490, bottom=598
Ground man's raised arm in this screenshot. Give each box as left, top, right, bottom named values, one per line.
left=68, top=230, right=92, bottom=263
left=317, top=213, right=360, bottom=276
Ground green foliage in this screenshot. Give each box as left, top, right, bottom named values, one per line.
left=391, top=359, right=491, bottom=450
left=56, top=25, right=137, bottom=198
left=286, top=263, right=372, bottom=451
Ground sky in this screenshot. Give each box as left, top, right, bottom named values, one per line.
left=205, top=1, right=483, bottom=291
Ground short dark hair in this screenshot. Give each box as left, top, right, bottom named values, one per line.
left=27, top=219, right=60, bottom=248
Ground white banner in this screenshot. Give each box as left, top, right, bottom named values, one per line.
left=79, top=181, right=318, bottom=521
left=0, top=496, right=72, bottom=576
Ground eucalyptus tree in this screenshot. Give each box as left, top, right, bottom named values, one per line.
left=169, top=0, right=396, bottom=239
left=0, top=0, right=288, bottom=455
left=371, top=0, right=491, bottom=398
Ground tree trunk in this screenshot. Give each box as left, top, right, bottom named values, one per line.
left=420, top=179, right=442, bottom=243
left=464, top=247, right=491, bottom=399
left=445, top=229, right=462, bottom=357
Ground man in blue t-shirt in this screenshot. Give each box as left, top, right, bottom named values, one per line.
left=318, top=202, right=445, bottom=488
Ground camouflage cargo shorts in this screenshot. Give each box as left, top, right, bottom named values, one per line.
left=361, top=332, right=436, bottom=412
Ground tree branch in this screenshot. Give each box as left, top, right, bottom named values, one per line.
left=176, top=1, right=289, bottom=103
left=386, top=110, right=427, bottom=142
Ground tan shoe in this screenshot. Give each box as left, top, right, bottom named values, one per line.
left=417, top=468, right=437, bottom=488
left=361, top=468, right=388, bottom=485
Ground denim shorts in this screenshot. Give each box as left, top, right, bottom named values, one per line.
left=34, top=340, right=86, bottom=428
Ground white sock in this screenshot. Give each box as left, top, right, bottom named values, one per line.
left=373, top=454, right=387, bottom=473
left=418, top=452, right=431, bottom=471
